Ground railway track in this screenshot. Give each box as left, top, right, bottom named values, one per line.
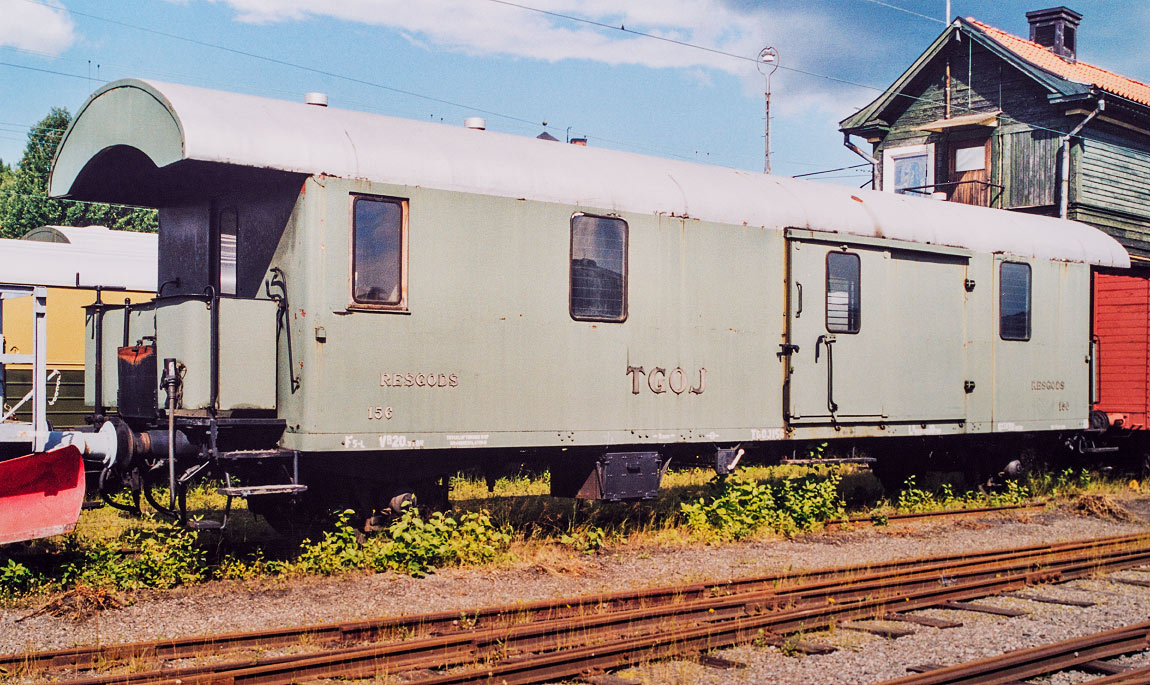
left=8, top=527, right=1150, bottom=684
left=0, top=500, right=1048, bottom=676
left=883, top=620, right=1150, bottom=684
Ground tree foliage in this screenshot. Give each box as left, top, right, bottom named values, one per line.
left=0, top=108, right=158, bottom=238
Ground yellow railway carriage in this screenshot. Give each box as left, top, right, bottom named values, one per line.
left=1, top=226, right=155, bottom=428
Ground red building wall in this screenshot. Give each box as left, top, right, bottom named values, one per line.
left=1093, top=270, right=1150, bottom=429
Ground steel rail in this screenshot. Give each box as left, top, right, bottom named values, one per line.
left=58, top=544, right=1117, bottom=685
left=4, top=519, right=1134, bottom=677
left=1087, top=663, right=1150, bottom=684
left=376, top=548, right=1150, bottom=685
left=881, top=621, right=1150, bottom=684
left=825, top=502, right=1046, bottom=529
left=55, top=537, right=1150, bottom=685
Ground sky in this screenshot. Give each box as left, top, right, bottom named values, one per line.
left=2, top=0, right=1149, bottom=190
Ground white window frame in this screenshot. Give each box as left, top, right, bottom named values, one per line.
left=882, top=143, right=935, bottom=196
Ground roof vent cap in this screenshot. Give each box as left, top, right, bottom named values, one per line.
left=304, top=92, right=329, bottom=107
left=1026, top=6, right=1082, bottom=62
left=464, top=117, right=486, bottom=130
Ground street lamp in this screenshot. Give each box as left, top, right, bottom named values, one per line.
left=757, top=46, right=780, bottom=175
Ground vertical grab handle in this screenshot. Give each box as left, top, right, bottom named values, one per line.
left=814, top=334, right=838, bottom=414
left=1089, top=334, right=1100, bottom=406
left=795, top=282, right=803, bottom=318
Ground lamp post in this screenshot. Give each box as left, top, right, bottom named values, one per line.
left=757, top=46, right=780, bottom=175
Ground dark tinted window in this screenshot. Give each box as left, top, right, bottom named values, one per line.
left=1000, top=262, right=1031, bottom=340
left=570, top=214, right=627, bottom=321
left=826, top=252, right=861, bottom=333
left=352, top=196, right=405, bottom=306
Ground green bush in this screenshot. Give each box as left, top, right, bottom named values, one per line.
left=561, top=525, right=607, bottom=554
left=57, top=522, right=207, bottom=591
left=680, top=472, right=844, bottom=541
left=0, top=558, right=40, bottom=598
left=293, top=506, right=512, bottom=578
left=294, top=510, right=366, bottom=576
left=893, top=475, right=1032, bottom=512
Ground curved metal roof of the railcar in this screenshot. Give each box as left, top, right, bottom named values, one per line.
left=49, top=79, right=1129, bottom=268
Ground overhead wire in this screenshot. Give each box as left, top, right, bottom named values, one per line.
left=8, top=0, right=1095, bottom=166
left=855, top=0, right=947, bottom=25
left=482, top=0, right=1088, bottom=139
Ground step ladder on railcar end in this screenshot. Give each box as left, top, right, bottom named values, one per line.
left=185, top=449, right=308, bottom=531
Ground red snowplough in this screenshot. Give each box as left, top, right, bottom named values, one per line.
left=0, top=446, right=85, bottom=545
left=0, top=284, right=98, bottom=546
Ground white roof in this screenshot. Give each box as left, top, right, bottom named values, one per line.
left=0, top=231, right=157, bottom=291
left=30, top=225, right=157, bottom=254
left=50, top=79, right=1129, bottom=268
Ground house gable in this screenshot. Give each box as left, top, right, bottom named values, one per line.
left=841, top=14, right=1150, bottom=262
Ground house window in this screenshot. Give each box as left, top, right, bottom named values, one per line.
left=999, top=262, right=1031, bottom=341
left=570, top=213, right=627, bottom=322
left=882, top=144, right=935, bottom=195
left=351, top=195, right=407, bottom=308
left=953, top=145, right=987, bottom=172
left=826, top=252, right=861, bottom=334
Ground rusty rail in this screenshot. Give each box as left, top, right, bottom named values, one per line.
left=0, top=502, right=1060, bottom=675
left=28, top=533, right=1150, bottom=685
left=882, top=621, right=1150, bottom=684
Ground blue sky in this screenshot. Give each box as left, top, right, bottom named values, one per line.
left=1, top=0, right=1148, bottom=188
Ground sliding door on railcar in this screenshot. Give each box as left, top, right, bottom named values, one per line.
left=784, top=233, right=970, bottom=427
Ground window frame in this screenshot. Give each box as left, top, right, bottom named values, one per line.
left=348, top=193, right=409, bottom=312
left=882, top=143, right=935, bottom=196
left=569, top=212, right=628, bottom=323
left=825, top=250, right=861, bottom=334
left=999, top=261, right=1032, bottom=341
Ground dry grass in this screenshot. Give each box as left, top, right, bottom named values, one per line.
left=1070, top=493, right=1138, bottom=522
left=16, top=585, right=126, bottom=623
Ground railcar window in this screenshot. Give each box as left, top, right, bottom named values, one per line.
left=570, top=214, right=627, bottom=322
left=218, top=206, right=238, bottom=296
left=1000, top=262, right=1031, bottom=341
left=352, top=196, right=406, bottom=307
left=826, top=252, right=861, bottom=334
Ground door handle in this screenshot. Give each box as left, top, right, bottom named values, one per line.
left=795, top=282, right=803, bottom=318
left=814, top=334, right=835, bottom=362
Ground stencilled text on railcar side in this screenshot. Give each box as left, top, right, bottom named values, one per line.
left=381, top=372, right=459, bottom=388
left=626, top=366, right=707, bottom=395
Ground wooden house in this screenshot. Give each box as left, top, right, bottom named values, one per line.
left=840, top=7, right=1150, bottom=433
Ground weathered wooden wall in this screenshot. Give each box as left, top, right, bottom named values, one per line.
left=1074, top=128, right=1150, bottom=259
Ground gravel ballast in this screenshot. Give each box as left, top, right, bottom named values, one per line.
left=2, top=499, right=1149, bottom=683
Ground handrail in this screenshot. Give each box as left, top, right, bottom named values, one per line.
left=0, top=284, right=48, bottom=450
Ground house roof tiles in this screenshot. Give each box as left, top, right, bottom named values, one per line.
left=969, top=18, right=1150, bottom=107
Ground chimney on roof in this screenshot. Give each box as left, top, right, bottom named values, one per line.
left=1026, top=6, right=1082, bottom=62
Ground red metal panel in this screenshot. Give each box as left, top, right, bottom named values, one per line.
left=0, top=446, right=85, bottom=545
left=1093, top=271, right=1150, bottom=428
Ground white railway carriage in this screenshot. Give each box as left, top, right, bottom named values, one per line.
left=40, top=79, right=1127, bottom=524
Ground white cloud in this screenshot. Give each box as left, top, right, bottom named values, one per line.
left=201, top=0, right=895, bottom=119
left=0, top=0, right=76, bottom=55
